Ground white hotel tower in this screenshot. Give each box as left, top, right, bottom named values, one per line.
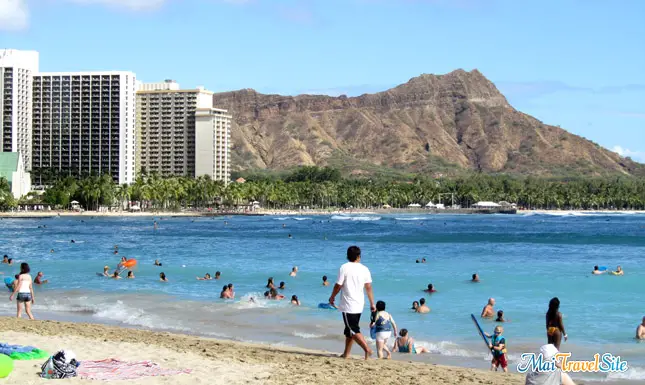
left=0, top=49, right=39, bottom=170
left=31, top=71, right=137, bottom=184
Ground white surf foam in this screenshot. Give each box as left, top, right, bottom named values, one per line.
left=331, top=215, right=381, bottom=221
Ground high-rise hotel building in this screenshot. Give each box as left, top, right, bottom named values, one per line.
left=31, top=71, right=137, bottom=185
left=136, top=84, right=231, bottom=182
left=0, top=49, right=39, bottom=170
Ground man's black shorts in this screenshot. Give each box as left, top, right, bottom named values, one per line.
left=342, top=312, right=361, bottom=337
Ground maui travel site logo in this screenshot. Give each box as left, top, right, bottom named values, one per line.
left=517, top=352, right=629, bottom=374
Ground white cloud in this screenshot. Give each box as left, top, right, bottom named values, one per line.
left=612, top=146, right=645, bottom=163
left=66, top=0, right=166, bottom=11
left=0, top=0, right=29, bottom=31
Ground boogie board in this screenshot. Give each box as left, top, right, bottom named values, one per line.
left=318, top=303, right=336, bottom=310
left=471, top=314, right=491, bottom=352
left=599, top=266, right=607, bottom=271
left=370, top=326, right=376, bottom=340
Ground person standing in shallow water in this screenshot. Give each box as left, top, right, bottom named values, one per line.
left=329, top=246, right=375, bottom=360
left=546, top=297, right=567, bottom=350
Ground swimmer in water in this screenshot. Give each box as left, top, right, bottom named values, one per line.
left=495, top=310, right=508, bottom=322
left=154, top=259, right=162, bottom=266
left=7, top=258, right=13, bottom=266
left=153, top=221, right=158, bottom=230
left=636, top=316, right=645, bottom=340
left=227, top=283, right=235, bottom=298
left=288, top=234, right=292, bottom=239
left=421, top=258, right=427, bottom=263
left=71, top=240, right=75, bottom=243
left=416, top=259, right=420, bottom=263
left=2, top=255, right=8, bottom=264
left=159, top=272, right=168, bottom=282
left=279, top=281, right=286, bottom=290
left=112, top=271, right=122, bottom=279
left=416, top=298, right=430, bottom=313
left=34, top=272, right=48, bottom=285
left=592, top=265, right=606, bottom=275
left=102, top=266, right=110, bottom=277
left=424, top=284, right=437, bottom=293
left=282, top=223, right=286, bottom=228
left=215, top=271, right=221, bottom=279
left=322, top=275, right=330, bottom=286
left=612, top=265, right=624, bottom=276
left=127, top=271, right=135, bottom=279
left=411, top=301, right=419, bottom=311
left=269, top=288, right=284, bottom=300
left=471, top=273, right=480, bottom=282
left=266, top=277, right=275, bottom=289
left=481, top=298, right=496, bottom=318
left=197, top=273, right=212, bottom=280
left=289, top=266, right=298, bottom=277
left=220, top=285, right=229, bottom=299
left=291, top=295, right=300, bottom=306
left=50, top=249, right=54, bottom=253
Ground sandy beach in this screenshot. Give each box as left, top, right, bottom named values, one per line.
left=0, top=317, right=524, bottom=385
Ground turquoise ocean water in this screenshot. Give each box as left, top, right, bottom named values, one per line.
left=0, top=213, right=644, bottom=382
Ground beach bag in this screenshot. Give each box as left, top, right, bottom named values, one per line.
left=40, top=350, right=78, bottom=379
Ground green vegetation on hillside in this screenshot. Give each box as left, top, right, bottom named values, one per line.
left=10, top=167, right=645, bottom=211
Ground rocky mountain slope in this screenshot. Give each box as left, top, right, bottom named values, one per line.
left=212, top=69, right=644, bottom=176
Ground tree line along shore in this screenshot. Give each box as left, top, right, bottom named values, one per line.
left=2, top=166, right=645, bottom=212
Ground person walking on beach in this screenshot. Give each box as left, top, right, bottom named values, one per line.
left=329, top=245, right=375, bottom=360
left=9, top=263, right=35, bottom=320
left=485, top=325, right=508, bottom=372
left=481, top=298, right=495, bottom=318
left=546, top=297, right=567, bottom=349
left=636, top=316, right=645, bottom=340
left=370, top=301, right=397, bottom=359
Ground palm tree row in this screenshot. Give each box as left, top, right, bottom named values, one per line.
left=21, top=169, right=645, bottom=211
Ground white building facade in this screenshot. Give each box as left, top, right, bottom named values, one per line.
left=137, top=84, right=231, bottom=182
left=31, top=71, right=137, bottom=185
left=0, top=49, right=39, bottom=171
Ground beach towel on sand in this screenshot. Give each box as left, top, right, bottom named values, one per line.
left=78, top=359, right=191, bottom=380
left=0, top=343, right=49, bottom=360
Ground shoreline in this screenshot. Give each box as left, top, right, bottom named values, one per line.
left=1, top=208, right=643, bottom=218
left=0, top=317, right=524, bottom=385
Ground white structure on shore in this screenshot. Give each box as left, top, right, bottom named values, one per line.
left=136, top=84, right=231, bottom=182
left=0, top=152, right=31, bottom=198
left=138, top=79, right=180, bottom=92
left=0, top=49, right=39, bottom=171
left=31, top=71, right=137, bottom=185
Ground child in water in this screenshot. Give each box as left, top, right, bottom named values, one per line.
left=485, top=325, right=508, bottom=372
left=495, top=310, right=508, bottom=322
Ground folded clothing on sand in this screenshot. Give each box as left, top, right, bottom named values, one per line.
left=0, top=343, right=49, bottom=360
left=78, top=359, right=191, bottom=380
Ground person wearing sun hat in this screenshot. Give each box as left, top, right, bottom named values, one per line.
left=524, top=344, right=576, bottom=385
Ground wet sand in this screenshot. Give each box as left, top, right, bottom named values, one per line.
left=0, top=317, right=523, bottom=385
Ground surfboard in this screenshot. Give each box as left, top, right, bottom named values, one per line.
left=471, top=314, right=491, bottom=352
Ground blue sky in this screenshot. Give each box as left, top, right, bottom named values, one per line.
left=1, top=0, right=644, bottom=162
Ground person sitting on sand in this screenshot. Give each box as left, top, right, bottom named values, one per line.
left=495, top=310, right=508, bottom=322
left=154, top=259, right=162, bottom=266
left=322, top=275, right=330, bottom=286
left=637, top=317, right=645, bottom=340
left=370, top=300, right=398, bottom=359
left=266, top=277, right=276, bottom=289
left=291, top=295, right=300, bottom=306
left=34, top=272, right=48, bottom=285
left=278, top=281, right=286, bottom=290
left=289, top=266, right=298, bottom=277
left=394, top=329, right=429, bottom=354
left=112, top=271, right=122, bottom=280
left=159, top=272, right=168, bottom=282
left=612, top=265, right=624, bottom=276
left=411, top=301, right=419, bottom=311
left=472, top=273, right=480, bottom=282
left=592, top=265, right=606, bottom=275
left=482, top=298, right=496, bottom=318
left=2, top=255, right=8, bottom=264
left=416, top=298, right=430, bottom=313
left=215, top=271, right=221, bottom=280
left=424, top=284, right=437, bottom=293
left=197, top=273, right=212, bottom=281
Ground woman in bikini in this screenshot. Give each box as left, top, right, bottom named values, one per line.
left=393, top=329, right=428, bottom=354
left=546, top=297, right=567, bottom=350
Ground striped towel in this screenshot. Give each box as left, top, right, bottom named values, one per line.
left=78, top=359, right=191, bottom=380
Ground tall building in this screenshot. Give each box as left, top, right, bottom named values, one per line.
left=136, top=85, right=231, bottom=182
left=31, top=71, right=137, bottom=185
left=0, top=49, right=39, bottom=171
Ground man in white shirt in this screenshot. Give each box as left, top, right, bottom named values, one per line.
left=329, top=245, right=376, bottom=359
